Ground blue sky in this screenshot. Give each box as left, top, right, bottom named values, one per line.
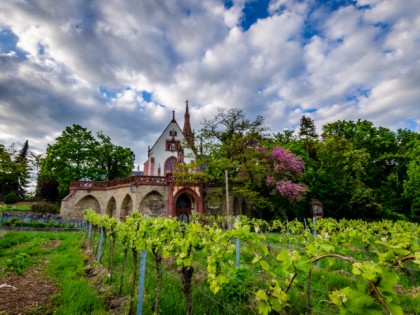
left=0, top=0, right=419, bottom=170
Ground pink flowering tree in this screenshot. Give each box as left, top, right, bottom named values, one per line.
left=259, top=146, right=308, bottom=203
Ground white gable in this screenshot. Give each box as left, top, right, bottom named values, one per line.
left=144, top=118, right=194, bottom=175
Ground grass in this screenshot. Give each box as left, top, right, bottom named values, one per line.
left=0, top=201, right=33, bottom=212
left=1, top=228, right=419, bottom=314
left=0, top=231, right=109, bottom=314
left=93, top=229, right=420, bottom=315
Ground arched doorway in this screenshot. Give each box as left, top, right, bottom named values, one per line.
left=140, top=191, right=165, bottom=217
left=106, top=197, right=116, bottom=218
left=75, top=195, right=100, bottom=220
left=120, top=194, right=133, bottom=221
left=176, top=193, right=192, bottom=222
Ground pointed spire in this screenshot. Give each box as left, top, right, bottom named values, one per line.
left=172, top=110, right=176, bottom=122
left=183, top=100, right=194, bottom=148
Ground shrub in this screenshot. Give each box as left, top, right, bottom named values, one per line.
left=37, top=178, right=59, bottom=202
left=31, top=201, right=58, bottom=213
left=10, top=217, right=19, bottom=226
left=8, top=252, right=32, bottom=275
left=5, top=192, right=19, bottom=204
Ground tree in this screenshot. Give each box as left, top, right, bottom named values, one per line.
left=0, top=144, right=13, bottom=195
left=40, top=124, right=134, bottom=198
left=299, top=115, right=317, bottom=139
left=0, top=141, right=31, bottom=196
left=298, top=115, right=318, bottom=160
left=96, top=132, right=135, bottom=181
left=322, top=120, right=417, bottom=219
left=13, top=140, right=31, bottom=191
left=37, top=178, right=59, bottom=202
left=196, top=108, right=270, bottom=216
left=30, top=151, right=43, bottom=179
left=310, top=135, right=382, bottom=219
left=261, top=146, right=308, bottom=203
left=403, top=140, right=420, bottom=221
left=185, top=108, right=307, bottom=219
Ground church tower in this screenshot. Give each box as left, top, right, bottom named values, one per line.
left=183, top=100, right=195, bottom=149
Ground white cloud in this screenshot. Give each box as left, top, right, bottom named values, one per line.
left=0, top=0, right=419, bottom=168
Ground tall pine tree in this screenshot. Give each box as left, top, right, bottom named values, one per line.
left=298, top=115, right=317, bottom=138
left=13, top=140, right=31, bottom=192
left=299, top=115, right=318, bottom=158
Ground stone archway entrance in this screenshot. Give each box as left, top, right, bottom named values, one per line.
left=175, top=193, right=192, bottom=223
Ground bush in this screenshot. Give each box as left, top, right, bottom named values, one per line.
left=8, top=252, right=32, bottom=275
left=31, top=201, right=58, bottom=213
left=5, top=192, right=19, bottom=204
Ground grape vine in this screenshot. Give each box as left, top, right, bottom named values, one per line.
left=84, top=210, right=419, bottom=315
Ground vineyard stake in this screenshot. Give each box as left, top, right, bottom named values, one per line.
left=225, top=169, right=230, bottom=219
left=88, top=222, right=92, bottom=240
left=97, top=227, right=104, bottom=262
left=236, top=215, right=240, bottom=267
left=136, top=249, right=147, bottom=315
left=312, top=218, right=320, bottom=268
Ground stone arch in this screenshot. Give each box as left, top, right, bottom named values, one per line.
left=75, top=195, right=101, bottom=220
left=164, top=156, right=177, bottom=174
left=175, top=193, right=192, bottom=222
left=204, top=190, right=222, bottom=216
left=106, top=197, right=116, bottom=218
left=120, top=194, right=133, bottom=221
left=173, top=188, right=201, bottom=222
left=140, top=191, right=165, bottom=217
left=233, top=196, right=241, bottom=216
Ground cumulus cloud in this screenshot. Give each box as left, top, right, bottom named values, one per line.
left=0, top=0, right=419, bottom=169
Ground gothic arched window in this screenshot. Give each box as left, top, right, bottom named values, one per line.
left=164, top=156, right=177, bottom=174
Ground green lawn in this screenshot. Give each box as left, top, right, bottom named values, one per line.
left=0, top=231, right=110, bottom=314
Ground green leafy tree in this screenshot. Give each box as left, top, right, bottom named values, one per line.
left=197, top=108, right=272, bottom=217
left=182, top=108, right=307, bottom=219
left=0, top=141, right=31, bottom=195
left=40, top=124, right=134, bottom=198
left=403, top=140, right=420, bottom=221
left=96, top=132, right=135, bottom=181
left=0, top=144, right=14, bottom=195
left=322, top=120, right=419, bottom=219
left=310, top=135, right=382, bottom=218
left=40, top=124, right=100, bottom=198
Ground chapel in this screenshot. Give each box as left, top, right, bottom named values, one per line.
left=60, top=102, right=248, bottom=222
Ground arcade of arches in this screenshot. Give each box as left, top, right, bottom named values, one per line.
left=60, top=178, right=249, bottom=222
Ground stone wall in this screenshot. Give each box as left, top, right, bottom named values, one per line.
left=60, top=184, right=169, bottom=221
left=61, top=181, right=247, bottom=221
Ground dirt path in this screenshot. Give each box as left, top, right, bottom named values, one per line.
left=0, top=266, right=58, bottom=315
left=0, top=240, right=61, bottom=315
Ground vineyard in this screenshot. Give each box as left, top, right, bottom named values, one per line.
left=84, top=210, right=420, bottom=315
